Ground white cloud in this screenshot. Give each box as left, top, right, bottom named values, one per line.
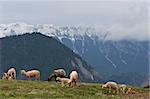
left=105, top=23, right=148, bottom=41
left=0, top=0, right=149, bottom=41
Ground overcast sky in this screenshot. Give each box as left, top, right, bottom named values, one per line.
left=0, top=0, right=149, bottom=40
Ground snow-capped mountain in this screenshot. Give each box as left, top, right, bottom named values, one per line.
left=0, top=22, right=108, bottom=40
left=0, top=22, right=149, bottom=86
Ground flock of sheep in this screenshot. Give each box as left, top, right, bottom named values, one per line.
left=102, top=81, right=135, bottom=94
left=1, top=67, right=135, bottom=94
left=1, top=67, right=78, bottom=87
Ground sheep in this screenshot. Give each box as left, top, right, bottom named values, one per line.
left=126, top=87, right=136, bottom=94
left=48, top=69, right=66, bottom=82
left=68, top=70, right=78, bottom=87
left=118, top=84, right=136, bottom=94
left=118, top=84, right=128, bottom=94
left=56, top=77, right=70, bottom=87
left=2, top=73, right=13, bottom=80
left=20, top=70, right=40, bottom=80
left=102, top=81, right=119, bottom=93
left=2, top=73, right=8, bottom=80
left=6, top=68, right=16, bottom=79
left=143, top=85, right=150, bottom=88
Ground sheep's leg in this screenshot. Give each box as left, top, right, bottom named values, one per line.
left=67, top=82, right=71, bottom=87
left=36, top=76, right=40, bottom=81
left=120, top=88, right=123, bottom=94
left=122, top=87, right=125, bottom=94
left=12, top=73, right=15, bottom=79
left=72, top=81, right=75, bottom=86
left=109, top=89, right=111, bottom=93
left=108, top=86, right=111, bottom=93
left=38, top=77, right=40, bottom=81
left=74, top=81, right=77, bottom=86
left=69, top=82, right=72, bottom=87
left=116, top=88, right=119, bottom=94
left=70, top=83, right=72, bottom=87
left=68, top=80, right=73, bottom=87
left=62, top=82, right=64, bottom=87
left=28, top=77, right=31, bottom=81
left=35, top=77, right=37, bottom=81
left=14, top=74, right=16, bottom=79
left=55, top=77, right=57, bottom=82
left=38, top=74, right=40, bottom=81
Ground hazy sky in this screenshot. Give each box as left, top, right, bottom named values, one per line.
left=0, top=0, right=149, bottom=40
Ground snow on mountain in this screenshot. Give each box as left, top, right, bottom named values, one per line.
left=0, top=23, right=33, bottom=37
left=0, top=22, right=108, bottom=40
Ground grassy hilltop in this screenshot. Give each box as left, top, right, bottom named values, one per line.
left=0, top=80, right=149, bottom=99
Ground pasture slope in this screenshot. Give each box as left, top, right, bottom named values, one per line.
left=0, top=80, right=149, bottom=99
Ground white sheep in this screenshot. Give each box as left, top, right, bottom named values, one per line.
left=2, top=73, right=13, bottom=80
left=126, top=87, right=136, bottom=94
left=6, top=68, right=16, bottom=79
left=2, top=73, right=8, bottom=80
left=20, top=70, right=40, bottom=80
left=56, top=77, right=70, bottom=87
left=68, top=70, right=78, bottom=87
left=118, top=84, right=128, bottom=94
left=48, top=69, right=66, bottom=82
left=102, top=81, right=119, bottom=93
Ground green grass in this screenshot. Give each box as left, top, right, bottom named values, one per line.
left=0, top=80, right=149, bottom=99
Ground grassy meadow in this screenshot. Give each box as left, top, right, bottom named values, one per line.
left=0, top=80, right=149, bottom=99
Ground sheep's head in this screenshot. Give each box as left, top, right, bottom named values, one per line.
left=8, top=76, right=13, bottom=80
left=4, top=73, right=7, bottom=76
left=102, top=84, right=107, bottom=88
left=48, top=73, right=54, bottom=81
left=20, top=70, right=26, bottom=75
left=56, top=77, right=61, bottom=81
left=67, top=79, right=72, bottom=86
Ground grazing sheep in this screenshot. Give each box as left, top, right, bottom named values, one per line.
left=2, top=73, right=13, bottom=80
left=126, top=88, right=136, bottom=94
left=118, top=84, right=128, bottom=94
left=68, top=70, right=78, bottom=87
left=143, top=85, right=150, bottom=88
left=6, top=68, right=16, bottom=79
left=102, top=81, right=119, bottom=93
left=48, top=69, right=66, bottom=82
left=56, top=77, right=70, bottom=87
left=2, top=73, right=8, bottom=80
left=21, top=70, right=40, bottom=80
